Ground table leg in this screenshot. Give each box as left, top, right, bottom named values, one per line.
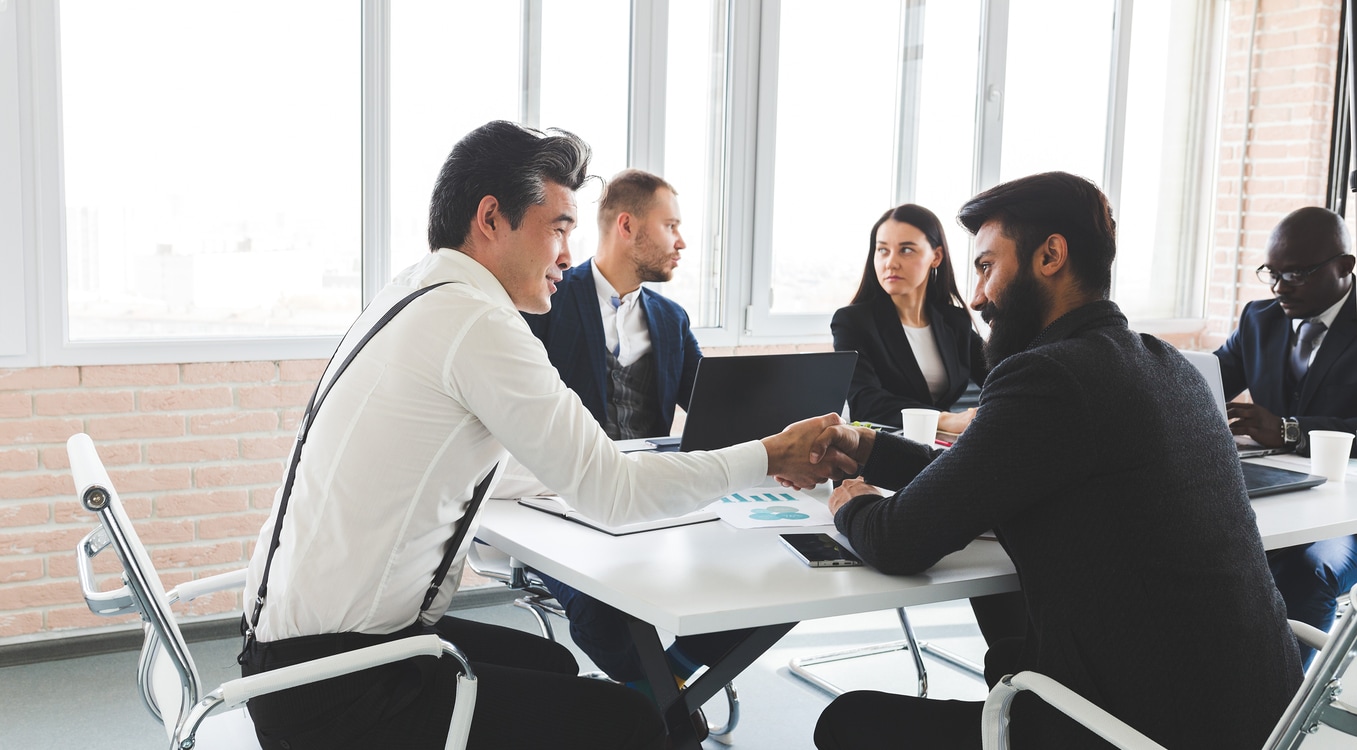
left=625, top=619, right=797, bottom=749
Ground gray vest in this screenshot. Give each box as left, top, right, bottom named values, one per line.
left=603, top=350, right=664, bottom=440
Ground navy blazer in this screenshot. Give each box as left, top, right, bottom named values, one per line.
left=830, top=295, right=987, bottom=427
left=523, top=259, right=701, bottom=433
left=1215, top=291, right=1357, bottom=455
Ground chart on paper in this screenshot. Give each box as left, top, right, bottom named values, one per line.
left=708, top=489, right=835, bottom=529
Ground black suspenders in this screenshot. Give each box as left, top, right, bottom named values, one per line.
left=242, top=281, right=498, bottom=651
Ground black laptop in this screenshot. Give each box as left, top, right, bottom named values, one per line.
left=676, top=352, right=857, bottom=452
left=1240, top=462, right=1326, bottom=498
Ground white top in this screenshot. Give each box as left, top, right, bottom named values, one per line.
left=902, top=323, right=947, bottom=401
left=593, top=262, right=652, bottom=367
left=245, top=249, right=766, bottom=640
left=1290, top=287, right=1352, bottom=365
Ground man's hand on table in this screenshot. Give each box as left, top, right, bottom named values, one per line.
left=829, top=477, right=885, bottom=514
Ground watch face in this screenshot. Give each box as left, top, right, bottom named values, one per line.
left=1285, top=420, right=1300, bottom=442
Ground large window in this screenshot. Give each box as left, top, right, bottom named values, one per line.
left=60, top=1, right=363, bottom=341
left=657, top=0, right=728, bottom=327
left=1113, top=0, right=1223, bottom=319
left=762, top=0, right=901, bottom=318
left=1, top=0, right=1230, bottom=366
left=389, top=2, right=521, bottom=273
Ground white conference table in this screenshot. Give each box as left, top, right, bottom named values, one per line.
left=475, top=456, right=1357, bottom=748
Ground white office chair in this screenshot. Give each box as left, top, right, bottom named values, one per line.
left=69, top=433, right=478, bottom=750
left=466, top=539, right=742, bottom=743
left=981, top=585, right=1357, bottom=749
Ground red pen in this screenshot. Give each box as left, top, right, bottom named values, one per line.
left=934, top=439, right=953, bottom=448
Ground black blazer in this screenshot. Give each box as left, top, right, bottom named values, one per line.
left=1215, top=291, right=1357, bottom=455
left=831, top=296, right=986, bottom=427
left=838, top=301, right=1301, bottom=748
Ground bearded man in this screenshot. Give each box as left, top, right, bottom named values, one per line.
left=806, top=172, right=1302, bottom=749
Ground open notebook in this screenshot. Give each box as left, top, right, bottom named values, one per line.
left=517, top=495, right=719, bottom=536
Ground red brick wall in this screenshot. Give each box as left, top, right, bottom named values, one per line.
left=1204, top=0, right=1342, bottom=348
left=0, top=361, right=322, bottom=641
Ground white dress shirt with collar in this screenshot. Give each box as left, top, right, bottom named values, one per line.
left=592, top=261, right=652, bottom=367
left=245, top=249, right=765, bottom=641
left=1290, top=286, right=1352, bottom=365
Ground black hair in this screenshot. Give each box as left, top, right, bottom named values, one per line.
left=957, top=171, right=1117, bottom=297
left=427, top=120, right=592, bottom=251
left=850, top=203, right=966, bottom=311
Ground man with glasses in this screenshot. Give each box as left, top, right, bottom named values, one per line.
left=1215, top=205, right=1357, bottom=653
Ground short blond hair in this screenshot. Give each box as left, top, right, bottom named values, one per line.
left=597, top=169, right=677, bottom=233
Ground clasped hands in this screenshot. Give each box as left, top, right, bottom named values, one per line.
left=761, top=414, right=879, bottom=490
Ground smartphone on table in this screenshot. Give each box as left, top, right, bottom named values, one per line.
left=779, top=533, right=863, bottom=568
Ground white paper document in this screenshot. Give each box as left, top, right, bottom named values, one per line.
left=710, top=488, right=835, bottom=529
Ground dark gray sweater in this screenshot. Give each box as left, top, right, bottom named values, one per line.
left=837, top=300, right=1302, bottom=748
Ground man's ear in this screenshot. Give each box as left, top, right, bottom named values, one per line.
left=472, top=195, right=501, bottom=242
left=1338, top=253, right=1356, bottom=278
left=1034, top=233, right=1070, bottom=279
left=615, top=211, right=635, bottom=240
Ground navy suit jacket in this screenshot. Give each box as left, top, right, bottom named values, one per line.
left=523, top=259, right=701, bottom=433
left=830, top=295, right=987, bottom=428
left=1215, top=290, right=1357, bottom=455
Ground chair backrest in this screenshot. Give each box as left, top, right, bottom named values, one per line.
left=1265, top=583, right=1357, bottom=749
left=69, top=433, right=202, bottom=742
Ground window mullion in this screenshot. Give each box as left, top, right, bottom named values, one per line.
left=361, top=0, right=390, bottom=308
left=0, top=0, right=30, bottom=358
left=629, top=0, right=668, bottom=171
left=892, top=0, right=926, bottom=205
left=973, top=0, right=1009, bottom=195
left=521, top=0, right=542, bottom=127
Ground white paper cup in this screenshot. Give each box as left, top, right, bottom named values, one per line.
left=1309, top=430, right=1355, bottom=483
left=900, top=408, right=941, bottom=445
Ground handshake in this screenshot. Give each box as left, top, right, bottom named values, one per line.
left=759, top=414, right=881, bottom=490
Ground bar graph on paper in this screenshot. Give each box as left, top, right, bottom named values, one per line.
left=707, top=488, right=835, bottom=529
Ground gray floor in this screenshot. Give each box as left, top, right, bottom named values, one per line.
left=0, top=598, right=990, bottom=749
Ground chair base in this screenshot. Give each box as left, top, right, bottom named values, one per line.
left=787, top=608, right=983, bottom=698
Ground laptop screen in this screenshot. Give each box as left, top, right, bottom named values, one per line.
left=678, top=352, right=857, bottom=452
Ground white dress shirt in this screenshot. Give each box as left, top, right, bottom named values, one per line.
left=592, top=262, right=652, bottom=367
left=1290, top=287, right=1351, bottom=365
left=245, top=249, right=766, bottom=640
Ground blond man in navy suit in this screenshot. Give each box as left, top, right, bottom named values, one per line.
left=523, top=170, right=744, bottom=716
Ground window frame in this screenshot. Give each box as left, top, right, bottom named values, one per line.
left=0, top=0, right=1231, bottom=367
left=0, top=0, right=30, bottom=359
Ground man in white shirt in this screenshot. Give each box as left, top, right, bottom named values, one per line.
left=1215, top=206, right=1357, bottom=657
left=237, top=121, right=838, bottom=750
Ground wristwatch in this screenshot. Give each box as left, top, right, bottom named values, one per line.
left=1282, top=417, right=1301, bottom=447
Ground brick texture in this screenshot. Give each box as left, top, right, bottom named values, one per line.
left=0, top=360, right=322, bottom=646
left=1204, top=0, right=1341, bottom=350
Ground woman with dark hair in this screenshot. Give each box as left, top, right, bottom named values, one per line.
left=832, top=204, right=985, bottom=434
left=831, top=203, right=1026, bottom=660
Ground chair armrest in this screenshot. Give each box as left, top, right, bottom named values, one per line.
left=982, top=672, right=1166, bottom=750
left=178, top=634, right=478, bottom=750
left=75, top=527, right=137, bottom=617
left=168, top=569, right=248, bottom=605
left=217, top=634, right=467, bottom=709
left=1289, top=619, right=1330, bottom=652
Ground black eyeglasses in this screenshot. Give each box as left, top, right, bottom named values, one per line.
left=1255, top=253, right=1348, bottom=287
